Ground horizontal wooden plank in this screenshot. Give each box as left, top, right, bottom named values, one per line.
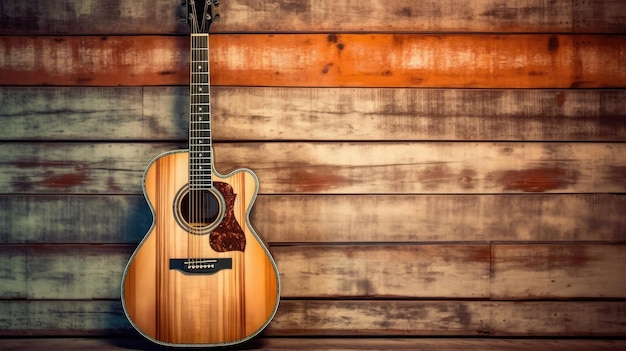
left=270, top=300, right=492, bottom=336
left=0, top=245, right=132, bottom=299
left=273, top=300, right=626, bottom=337
left=3, top=244, right=625, bottom=300
left=491, top=244, right=626, bottom=299
left=2, top=87, right=625, bottom=142
left=274, top=244, right=489, bottom=298
left=0, top=244, right=488, bottom=299
left=0, top=87, right=179, bottom=141
left=0, top=0, right=187, bottom=35
left=0, top=300, right=130, bottom=336
left=1, top=300, right=625, bottom=337
left=1, top=142, right=624, bottom=194
left=255, top=194, right=626, bottom=243
left=2, top=0, right=625, bottom=34
left=1, top=34, right=625, bottom=88
left=0, top=195, right=151, bottom=244
left=1, top=338, right=626, bottom=351
left=492, top=301, right=626, bottom=336
left=0, top=142, right=181, bottom=194
left=3, top=194, right=625, bottom=244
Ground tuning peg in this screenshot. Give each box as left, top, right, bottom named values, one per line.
left=214, top=0, right=220, bottom=6
left=214, top=13, right=220, bottom=21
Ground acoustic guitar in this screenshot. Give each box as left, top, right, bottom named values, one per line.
left=121, top=0, right=280, bottom=347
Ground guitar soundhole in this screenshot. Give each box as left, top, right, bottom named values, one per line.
left=175, top=187, right=224, bottom=234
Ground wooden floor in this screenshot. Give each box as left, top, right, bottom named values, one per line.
left=0, top=337, right=625, bottom=351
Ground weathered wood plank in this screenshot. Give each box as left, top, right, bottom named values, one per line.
left=220, top=142, right=626, bottom=194
left=0, top=245, right=133, bottom=299
left=0, top=142, right=181, bottom=194
left=2, top=0, right=625, bottom=34
left=0, top=300, right=130, bottom=336
left=492, top=301, right=626, bottom=336
left=3, top=194, right=624, bottom=244
left=0, top=195, right=151, bottom=244
left=1, top=142, right=624, bottom=194
left=0, top=246, right=26, bottom=298
left=270, top=300, right=493, bottom=336
left=274, top=244, right=490, bottom=298
left=1, top=300, right=625, bottom=337
left=212, top=88, right=626, bottom=141
left=255, top=194, right=626, bottom=243
left=2, top=337, right=626, bottom=351
left=3, top=87, right=625, bottom=142
left=2, top=244, right=625, bottom=300
left=0, top=87, right=186, bottom=141
left=0, top=0, right=188, bottom=35
left=1, top=34, right=625, bottom=88
left=492, top=244, right=626, bottom=299
left=0, top=244, right=488, bottom=299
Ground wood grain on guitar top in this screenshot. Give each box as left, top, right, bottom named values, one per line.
left=122, top=150, right=280, bottom=346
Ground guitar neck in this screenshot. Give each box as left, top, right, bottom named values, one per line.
left=189, top=33, right=213, bottom=190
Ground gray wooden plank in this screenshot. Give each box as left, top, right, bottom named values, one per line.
left=0, top=300, right=129, bottom=336
left=0, top=245, right=133, bottom=299
left=3, top=87, right=626, bottom=142
left=0, top=246, right=26, bottom=299
left=1, top=0, right=624, bottom=34
left=0, top=195, right=150, bottom=243
left=2, top=300, right=625, bottom=337
left=0, top=87, right=185, bottom=141
left=0, top=244, right=488, bottom=299
left=3, top=194, right=624, bottom=244
left=2, top=244, right=624, bottom=300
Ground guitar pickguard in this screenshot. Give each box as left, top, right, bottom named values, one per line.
left=210, top=181, right=246, bottom=252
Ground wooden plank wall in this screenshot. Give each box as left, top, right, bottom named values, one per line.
left=1, top=0, right=626, bottom=344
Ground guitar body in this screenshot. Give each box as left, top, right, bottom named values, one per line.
left=122, top=150, right=280, bottom=347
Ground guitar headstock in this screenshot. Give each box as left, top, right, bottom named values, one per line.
left=183, top=0, right=220, bottom=34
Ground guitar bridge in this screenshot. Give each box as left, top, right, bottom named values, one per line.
left=169, top=258, right=232, bottom=275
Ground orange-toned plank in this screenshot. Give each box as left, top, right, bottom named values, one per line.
left=0, top=36, right=188, bottom=86
left=1, top=34, right=625, bottom=88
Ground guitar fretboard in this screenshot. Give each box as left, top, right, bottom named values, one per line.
left=189, top=33, right=212, bottom=190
